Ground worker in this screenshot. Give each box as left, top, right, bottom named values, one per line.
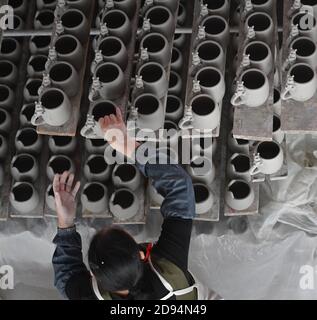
left=52, top=107, right=221, bottom=300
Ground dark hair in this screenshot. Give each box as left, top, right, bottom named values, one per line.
left=88, top=227, right=144, bottom=294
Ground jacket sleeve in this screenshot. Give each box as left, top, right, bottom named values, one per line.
left=136, top=151, right=196, bottom=220
left=52, top=226, right=94, bottom=299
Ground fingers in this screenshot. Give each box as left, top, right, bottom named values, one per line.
left=55, top=190, right=62, bottom=208
left=116, top=106, right=123, bottom=123
left=53, top=174, right=60, bottom=195
left=66, top=173, right=74, bottom=193
left=71, top=181, right=81, bottom=198
left=109, top=114, right=117, bottom=124
left=60, top=171, right=69, bottom=192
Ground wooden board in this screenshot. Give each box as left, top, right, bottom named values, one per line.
left=36, top=1, right=96, bottom=136
left=232, top=0, right=277, bottom=141
left=280, top=0, right=317, bottom=133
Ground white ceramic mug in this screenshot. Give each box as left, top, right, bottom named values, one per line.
left=145, top=5, right=174, bottom=40
left=154, top=0, right=179, bottom=13
left=94, top=62, right=125, bottom=100
left=27, top=55, right=47, bottom=78
left=243, top=41, right=273, bottom=75
left=98, top=36, right=128, bottom=71
left=195, top=66, right=226, bottom=103
left=29, top=36, right=51, bottom=54
left=110, top=188, right=140, bottom=220
left=84, top=154, right=111, bottom=182
left=112, top=164, right=142, bottom=191
left=36, top=0, right=57, bottom=10
left=137, top=62, right=168, bottom=99
left=281, top=63, right=317, bottom=102
left=81, top=182, right=108, bottom=214
left=11, top=153, right=39, bottom=182
left=49, top=61, right=80, bottom=98
left=189, top=94, right=220, bottom=130
left=54, top=34, right=84, bottom=71
left=231, top=68, right=269, bottom=107
left=9, top=0, right=27, bottom=17
left=201, top=15, right=229, bottom=46
left=0, top=134, right=7, bottom=159
left=250, top=141, right=284, bottom=175
left=245, top=11, right=274, bottom=43
left=225, top=180, right=255, bottom=211
left=61, top=9, right=89, bottom=44
left=0, top=38, right=21, bottom=64
left=98, top=9, right=131, bottom=44
left=227, top=153, right=251, bottom=182
left=85, top=139, right=108, bottom=154
left=34, top=9, right=54, bottom=29
left=291, top=36, right=317, bottom=70
left=15, top=127, right=42, bottom=154
left=196, top=40, right=225, bottom=69
left=140, top=32, right=170, bottom=68
left=20, top=103, right=35, bottom=126
left=112, top=0, right=136, bottom=18
left=23, top=78, right=42, bottom=102
left=291, top=11, right=317, bottom=43
left=193, top=183, right=214, bottom=215
left=10, top=182, right=39, bottom=214
left=32, top=88, right=72, bottom=126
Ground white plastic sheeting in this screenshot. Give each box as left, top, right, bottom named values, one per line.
left=1, top=134, right=317, bottom=300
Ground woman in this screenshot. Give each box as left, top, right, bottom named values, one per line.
left=52, top=107, right=220, bottom=300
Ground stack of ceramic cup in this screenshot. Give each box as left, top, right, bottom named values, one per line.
left=281, top=3, right=317, bottom=103
left=129, top=0, right=179, bottom=131
left=31, top=0, right=90, bottom=128
left=231, top=0, right=275, bottom=109
left=7, top=1, right=43, bottom=215
left=80, top=0, right=138, bottom=140
left=225, top=132, right=255, bottom=211
left=179, top=0, right=230, bottom=133
left=109, top=163, right=143, bottom=221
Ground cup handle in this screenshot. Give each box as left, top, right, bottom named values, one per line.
left=250, top=165, right=261, bottom=176
left=231, top=91, right=245, bottom=106
left=281, top=87, right=292, bottom=100
left=31, top=113, right=46, bottom=126
left=178, top=117, right=194, bottom=130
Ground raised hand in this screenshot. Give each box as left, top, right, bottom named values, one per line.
left=53, top=171, right=80, bottom=229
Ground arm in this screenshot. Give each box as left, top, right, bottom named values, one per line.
left=99, top=108, right=196, bottom=271
left=52, top=172, right=94, bottom=299
left=137, top=160, right=195, bottom=271
left=52, top=226, right=93, bottom=299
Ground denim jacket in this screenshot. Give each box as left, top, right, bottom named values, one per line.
left=52, top=154, right=196, bottom=299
